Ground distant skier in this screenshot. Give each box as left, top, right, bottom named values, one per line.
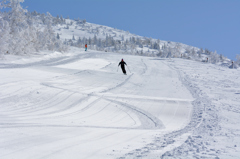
left=85, top=44, right=87, bottom=51
left=118, top=59, right=127, bottom=75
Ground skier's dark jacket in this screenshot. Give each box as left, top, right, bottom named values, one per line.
left=118, top=60, right=127, bottom=74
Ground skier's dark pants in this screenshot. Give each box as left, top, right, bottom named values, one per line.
left=121, top=66, right=126, bottom=74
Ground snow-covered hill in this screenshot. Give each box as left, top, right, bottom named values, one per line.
left=1, top=1, right=240, bottom=159
left=0, top=2, right=235, bottom=67
left=1, top=46, right=240, bottom=158
left=53, top=18, right=230, bottom=64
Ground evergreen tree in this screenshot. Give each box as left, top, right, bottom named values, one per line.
left=0, top=0, right=67, bottom=55
left=198, top=50, right=202, bottom=58
left=121, top=35, right=124, bottom=41
left=0, top=15, right=10, bottom=56
left=236, top=54, right=240, bottom=65
left=57, top=33, right=60, bottom=39
left=93, top=35, right=97, bottom=45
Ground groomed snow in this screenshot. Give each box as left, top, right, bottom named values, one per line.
left=0, top=48, right=240, bottom=158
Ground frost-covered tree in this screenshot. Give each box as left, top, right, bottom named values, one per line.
left=205, top=48, right=210, bottom=55
left=0, top=15, right=10, bottom=56
left=98, top=39, right=103, bottom=49
left=57, top=33, right=60, bottom=39
left=190, top=48, right=197, bottom=58
left=1, top=0, right=29, bottom=54
left=76, top=37, right=82, bottom=47
left=185, top=47, right=191, bottom=54
left=209, top=51, right=220, bottom=64
left=93, top=35, right=97, bottom=44
left=156, top=50, right=162, bottom=57
left=152, top=42, right=160, bottom=50
left=72, top=34, right=75, bottom=40
left=235, top=54, right=240, bottom=65
left=0, top=0, right=67, bottom=55
left=121, top=35, right=124, bottom=41
left=197, top=50, right=202, bottom=58
left=65, top=24, right=69, bottom=29
left=88, top=37, right=92, bottom=45
left=139, top=43, right=143, bottom=48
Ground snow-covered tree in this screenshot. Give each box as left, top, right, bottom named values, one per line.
left=152, top=42, right=160, bottom=50
left=88, top=37, right=92, bottom=45
left=156, top=50, right=162, bottom=57
left=65, top=24, right=69, bottom=29
left=57, top=33, right=60, bottom=39
left=0, top=0, right=67, bottom=55
left=205, top=48, right=211, bottom=55
left=235, top=54, right=240, bottom=65
left=121, top=35, right=124, bottom=41
left=1, top=0, right=29, bottom=54
left=0, top=15, right=10, bottom=56
left=209, top=51, right=220, bottom=64
left=72, top=34, right=75, bottom=40
left=197, top=50, right=202, bottom=58
left=190, top=48, right=197, bottom=58
left=185, top=47, right=191, bottom=54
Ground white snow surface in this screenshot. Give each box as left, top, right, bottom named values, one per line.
left=0, top=48, right=240, bottom=159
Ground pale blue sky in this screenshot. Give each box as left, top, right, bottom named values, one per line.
left=21, top=0, right=239, bottom=60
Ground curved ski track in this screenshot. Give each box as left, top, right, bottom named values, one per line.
left=0, top=52, right=195, bottom=159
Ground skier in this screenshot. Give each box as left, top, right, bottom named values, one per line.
left=118, top=59, right=127, bottom=75
left=85, top=44, right=87, bottom=51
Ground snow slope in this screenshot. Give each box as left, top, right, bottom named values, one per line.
left=53, top=19, right=203, bottom=58
left=52, top=19, right=232, bottom=67
left=0, top=48, right=240, bottom=159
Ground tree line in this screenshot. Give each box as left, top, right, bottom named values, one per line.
left=0, top=0, right=238, bottom=67
left=0, top=0, right=67, bottom=57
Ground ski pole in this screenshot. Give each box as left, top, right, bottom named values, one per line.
left=117, top=66, right=119, bottom=72
left=127, top=65, right=131, bottom=73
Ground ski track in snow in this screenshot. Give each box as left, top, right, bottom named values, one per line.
left=118, top=60, right=204, bottom=159
left=0, top=51, right=194, bottom=159
left=0, top=52, right=102, bottom=69
left=1, top=50, right=239, bottom=158
left=158, top=60, right=240, bottom=159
